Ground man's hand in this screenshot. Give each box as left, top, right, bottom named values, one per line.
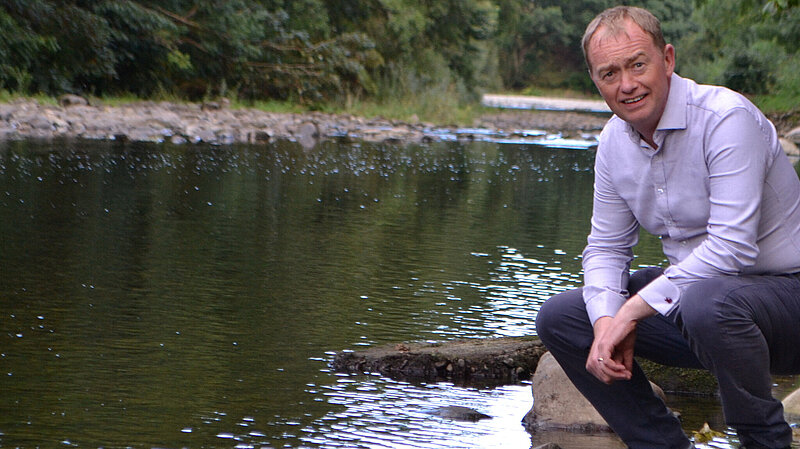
left=586, top=295, right=658, bottom=384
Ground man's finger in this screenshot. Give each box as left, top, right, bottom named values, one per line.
left=587, top=357, right=629, bottom=384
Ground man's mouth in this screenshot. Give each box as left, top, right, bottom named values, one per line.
left=621, top=94, right=646, bottom=104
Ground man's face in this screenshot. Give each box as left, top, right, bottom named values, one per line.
left=587, top=19, right=675, bottom=141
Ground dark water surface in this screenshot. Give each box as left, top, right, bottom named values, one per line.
left=0, top=139, right=792, bottom=448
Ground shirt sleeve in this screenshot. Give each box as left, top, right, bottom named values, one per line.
left=582, top=142, right=640, bottom=324
left=637, top=108, right=773, bottom=315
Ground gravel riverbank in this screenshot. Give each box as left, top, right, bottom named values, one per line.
left=0, top=97, right=797, bottom=155
left=0, top=98, right=609, bottom=147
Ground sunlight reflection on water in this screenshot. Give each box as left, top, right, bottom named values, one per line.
left=302, top=376, right=535, bottom=449
left=475, top=246, right=581, bottom=338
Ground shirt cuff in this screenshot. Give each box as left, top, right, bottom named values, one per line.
left=637, top=274, right=681, bottom=316
left=584, top=291, right=627, bottom=325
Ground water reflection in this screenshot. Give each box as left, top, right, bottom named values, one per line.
left=305, top=376, right=534, bottom=449
left=0, top=139, right=792, bottom=448
left=475, top=246, right=581, bottom=338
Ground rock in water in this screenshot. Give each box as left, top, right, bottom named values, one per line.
left=524, top=352, right=666, bottom=432
left=430, top=406, right=491, bottom=421
left=782, top=387, right=800, bottom=419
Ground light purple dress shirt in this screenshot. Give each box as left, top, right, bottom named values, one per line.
left=583, top=73, right=800, bottom=324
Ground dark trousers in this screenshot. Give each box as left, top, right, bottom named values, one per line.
left=536, top=267, right=800, bottom=449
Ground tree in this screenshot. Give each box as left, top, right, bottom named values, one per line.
left=0, top=0, right=116, bottom=94
left=494, top=0, right=694, bottom=92
left=679, top=0, right=799, bottom=95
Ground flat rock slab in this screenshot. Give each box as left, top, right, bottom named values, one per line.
left=331, top=337, right=547, bottom=385
left=332, top=336, right=718, bottom=394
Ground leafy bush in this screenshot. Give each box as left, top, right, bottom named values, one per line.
left=723, top=42, right=778, bottom=95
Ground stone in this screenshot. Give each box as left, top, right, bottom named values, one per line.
left=782, top=387, right=800, bottom=420
left=201, top=97, right=230, bottom=110
left=42, top=110, right=69, bottom=132
left=251, top=130, right=272, bottom=143
left=780, top=137, right=799, bottom=157
left=28, top=115, right=54, bottom=131
left=58, top=94, right=89, bottom=107
left=430, top=406, right=491, bottom=421
left=524, top=352, right=611, bottom=432
left=524, top=352, right=666, bottom=433
left=786, top=126, right=800, bottom=144
left=332, top=337, right=546, bottom=385
left=295, top=121, right=319, bottom=149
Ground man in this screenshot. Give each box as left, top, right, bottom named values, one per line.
left=536, top=6, right=800, bottom=449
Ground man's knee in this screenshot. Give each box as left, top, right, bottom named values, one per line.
left=535, top=293, right=561, bottom=343
left=536, top=289, right=587, bottom=347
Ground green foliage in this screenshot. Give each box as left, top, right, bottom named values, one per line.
left=0, top=0, right=797, bottom=114
left=0, top=0, right=115, bottom=93
left=752, top=53, right=800, bottom=112
left=723, top=40, right=779, bottom=94
left=494, top=0, right=694, bottom=93
left=92, top=1, right=182, bottom=96
left=680, top=0, right=799, bottom=97
left=0, top=0, right=387, bottom=103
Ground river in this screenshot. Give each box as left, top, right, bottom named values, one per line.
left=0, top=138, right=796, bottom=448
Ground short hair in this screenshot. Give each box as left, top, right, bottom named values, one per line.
left=582, top=6, right=667, bottom=71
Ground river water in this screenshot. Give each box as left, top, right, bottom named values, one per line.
left=0, top=138, right=796, bottom=448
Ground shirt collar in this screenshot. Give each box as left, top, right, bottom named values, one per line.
left=656, top=73, right=687, bottom=131
left=623, top=73, right=687, bottom=147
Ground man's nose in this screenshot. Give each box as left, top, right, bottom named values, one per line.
left=620, top=70, right=637, bottom=93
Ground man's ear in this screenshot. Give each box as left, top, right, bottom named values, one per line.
left=664, top=44, right=676, bottom=76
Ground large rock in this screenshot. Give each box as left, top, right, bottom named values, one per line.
left=782, top=388, right=800, bottom=420
left=332, top=337, right=547, bottom=385
left=524, top=352, right=666, bottom=433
